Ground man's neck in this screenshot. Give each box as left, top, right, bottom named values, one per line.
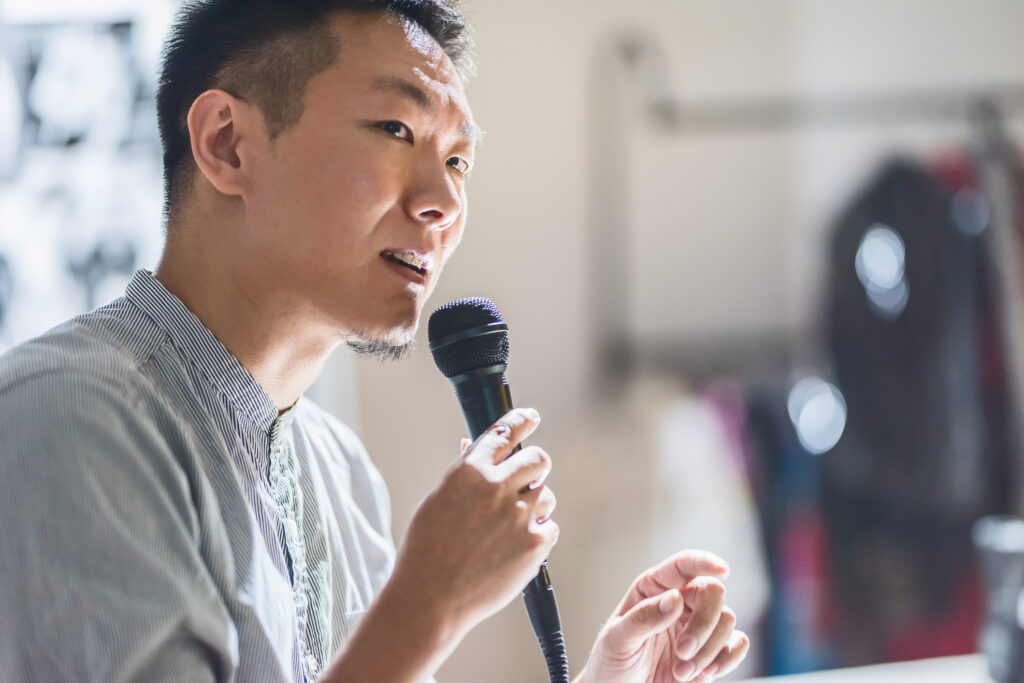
left=154, top=239, right=338, bottom=412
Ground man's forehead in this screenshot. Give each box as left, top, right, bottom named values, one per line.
left=331, top=14, right=472, bottom=108
left=327, top=12, right=478, bottom=148
left=330, top=10, right=448, bottom=72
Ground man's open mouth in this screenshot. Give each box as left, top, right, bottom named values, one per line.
left=382, top=250, right=427, bottom=276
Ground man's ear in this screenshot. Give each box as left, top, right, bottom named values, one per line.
left=186, top=89, right=263, bottom=198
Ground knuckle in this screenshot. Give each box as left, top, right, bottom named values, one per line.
left=534, top=448, right=551, bottom=468
left=721, top=606, right=737, bottom=627
left=526, top=529, right=547, bottom=551
left=520, top=446, right=550, bottom=472
left=541, top=520, right=559, bottom=546
left=490, top=425, right=512, bottom=445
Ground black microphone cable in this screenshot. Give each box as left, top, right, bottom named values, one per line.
left=428, top=297, right=570, bottom=683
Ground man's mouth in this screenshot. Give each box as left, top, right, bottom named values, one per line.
left=382, top=249, right=428, bottom=277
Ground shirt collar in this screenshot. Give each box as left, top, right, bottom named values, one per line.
left=125, top=269, right=282, bottom=434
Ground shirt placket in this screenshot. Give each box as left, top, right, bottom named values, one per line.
left=268, top=417, right=319, bottom=680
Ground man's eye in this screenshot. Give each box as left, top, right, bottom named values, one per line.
left=447, top=156, right=471, bottom=175
left=380, top=121, right=412, bottom=142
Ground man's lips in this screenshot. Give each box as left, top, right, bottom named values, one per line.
left=381, top=249, right=429, bottom=284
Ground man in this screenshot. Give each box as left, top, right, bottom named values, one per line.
left=0, top=1, right=749, bottom=681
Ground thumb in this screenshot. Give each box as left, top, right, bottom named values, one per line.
left=607, top=589, right=683, bottom=651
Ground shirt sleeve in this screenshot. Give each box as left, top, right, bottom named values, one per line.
left=0, top=368, right=237, bottom=682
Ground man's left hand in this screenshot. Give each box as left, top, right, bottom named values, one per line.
left=575, top=550, right=749, bottom=683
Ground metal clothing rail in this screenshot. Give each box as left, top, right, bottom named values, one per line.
left=646, top=84, right=1024, bottom=133
left=588, top=30, right=1024, bottom=387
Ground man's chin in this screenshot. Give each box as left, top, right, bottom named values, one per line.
left=344, top=324, right=417, bottom=362
left=346, top=336, right=415, bottom=362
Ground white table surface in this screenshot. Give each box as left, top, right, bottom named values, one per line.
left=739, top=655, right=992, bottom=683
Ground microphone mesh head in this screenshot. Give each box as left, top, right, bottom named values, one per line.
left=428, top=297, right=509, bottom=378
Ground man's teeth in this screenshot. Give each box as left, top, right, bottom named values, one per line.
left=389, top=251, right=426, bottom=271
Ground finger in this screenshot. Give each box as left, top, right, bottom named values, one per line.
left=651, top=550, right=730, bottom=587
left=496, top=445, right=552, bottom=491
left=534, top=518, right=560, bottom=555
left=517, top=499, right=560, bottom=558
left=674, top=577, right=726, bottom=662
left=606, top=589, right=685, bottom=653
left=510, top=482, right=555, bottom=528
left=462, top=408, right=541, bottom=466
left=528, top=486, right=556, bottom=525
left=679, top=605, right=736, bottom=675
left=516, top=484, right=543, bottom=517
left=621, top=551, right=729, bottom=617
left=703, top=630, right=750, bottom=680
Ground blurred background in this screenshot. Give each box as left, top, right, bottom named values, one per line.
left=2, top=0, right=1024, bottom=681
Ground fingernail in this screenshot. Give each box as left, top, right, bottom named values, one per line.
left=703, top=663, right=719, bottom=678
left=678, top=636, right=699, bottom=660
left=659, top=589, right=680, bottom=613
left=674, top=660, right=695, bottom=681
left=525, top=407, right=540, bottom=421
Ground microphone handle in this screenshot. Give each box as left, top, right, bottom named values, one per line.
left=452, top=365, right=516, bottom=441
left=450, top=368, right=569, bottom=683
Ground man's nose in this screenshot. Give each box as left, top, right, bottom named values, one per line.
left=405, top=158, right=462, bottom=230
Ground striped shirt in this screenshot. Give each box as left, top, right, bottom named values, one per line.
left=0, top=270, right=396, bottom=682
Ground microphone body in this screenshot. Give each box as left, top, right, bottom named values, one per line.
left=450, top=365, right=514, bottom=441
left=449, top=364, right=566, bottom=668
left=428, top=300, right=569, bottom=683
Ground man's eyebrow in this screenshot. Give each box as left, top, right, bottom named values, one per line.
left=370, top=75, right=482, bottom=151
left=462, top=121, right=483, bottom=153
left=369, top=75, right=433, bottom=110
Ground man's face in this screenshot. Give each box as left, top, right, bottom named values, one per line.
left=243, top=11, right=477, bottom=349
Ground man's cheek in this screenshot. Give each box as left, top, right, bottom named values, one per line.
left=445, top=219, right=466, bottom=256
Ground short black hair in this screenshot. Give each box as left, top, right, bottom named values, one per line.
left=156, top=0, right=472, bottom=221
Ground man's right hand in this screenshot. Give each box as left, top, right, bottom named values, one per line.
left=321, top=407, right=557, bottom=682
left=394, top=407, right=558, bottom=631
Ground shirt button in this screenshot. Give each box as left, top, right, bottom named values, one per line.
left=286, top=519, right=299, bottom=539
left=306, top=654, right=318, bottom=672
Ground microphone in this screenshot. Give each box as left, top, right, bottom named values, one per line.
left=428, top=298, right=569, bottom=683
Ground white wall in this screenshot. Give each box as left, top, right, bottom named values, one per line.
left=348, top=1, right=1024, bottom=681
